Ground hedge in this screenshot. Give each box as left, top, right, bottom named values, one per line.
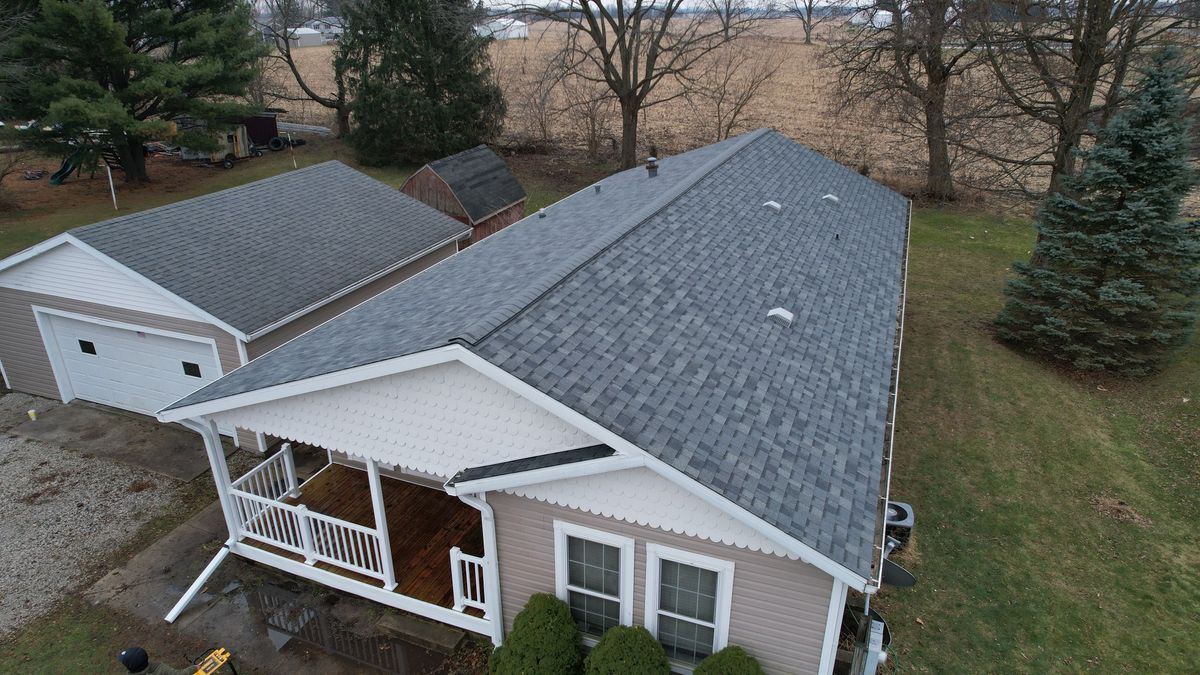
left=694, top=645, right=766, bottom=675
left=490, top=593, right=582, bottom=675
left=583, top=625, right=669, bottom=675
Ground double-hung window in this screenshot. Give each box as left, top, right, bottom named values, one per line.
left=553, top=521, right=634, bottom=638
left=644, top=543, right=735, bottom=666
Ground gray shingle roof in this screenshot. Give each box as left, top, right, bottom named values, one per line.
left=425, top=145, right=526, bottom=223
left=70, top=161, right=470, bottom=336
left=165, top=130, right=909, bottom=579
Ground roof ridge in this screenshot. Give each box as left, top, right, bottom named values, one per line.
left=70, top=160, right=346, bottom=236
left=451, top=128, right=772, bottom=346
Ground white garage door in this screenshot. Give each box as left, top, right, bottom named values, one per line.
left=43, top=313, right=222, bottom=416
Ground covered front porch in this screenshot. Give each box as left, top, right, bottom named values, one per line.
left=197, top=432, right=500, bottom=641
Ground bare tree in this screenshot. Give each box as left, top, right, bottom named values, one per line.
left=561, top=72, right=618, bottom=159
left=704, top=0, right=757, bottom=39
left=257, top=0, right=353, bottom=137
left=962, top=0, right=1198, bottom=197
left=785, top=0, right=847, bottom=44
left=829, top=0, right=977, bottom=200
left=686, top=40, right=784, bottom=141
left=510, top=0, right=764, bottom=168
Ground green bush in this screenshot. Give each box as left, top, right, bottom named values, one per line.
left=584, top=625, right=669, bottom=675
left=694, top=646, right=766, bottom=675
left=490, top=593, right=582, bottom=675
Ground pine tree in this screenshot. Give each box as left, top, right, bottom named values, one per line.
left=341, top=0, right=504, bottom=165
left=996, top=48, right=1200, bottom=374
left=6, top=0, right=264, bottom=182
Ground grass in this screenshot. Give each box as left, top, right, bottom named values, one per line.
left=874, top=208, right=1199, bottom=671
left=0, top=149, right=1195, bottom=671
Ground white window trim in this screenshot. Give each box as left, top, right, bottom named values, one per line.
left=553, top=520, right=635, bottom=629
left=644, top=543, right=736, bottom=664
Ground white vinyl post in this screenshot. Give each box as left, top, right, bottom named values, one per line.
left=450, top=546, right=465, bottom=611
left=105, top=164, right=118, bottom=211
left=366, top=458, right=397, bottom=590
left=197, top=418, right=241, bottom=541
left=281, top=442, right=300, bottom=497
left=297, top=504, right=316, bottom=564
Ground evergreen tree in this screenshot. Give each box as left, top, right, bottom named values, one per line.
left=341, top=0, right=504, bottom=165
left=996, top=48, right=1200, bottom=374
left=7, top=0, right=264, bottom=182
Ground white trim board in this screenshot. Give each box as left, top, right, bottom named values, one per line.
left=553, top=519, right=636, bottom=629
left=163, top=343, right=873, bottom=590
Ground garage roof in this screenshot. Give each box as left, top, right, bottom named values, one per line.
left=70, top=161, right=470, bottom=338
left=165, top=130, right=910, bottom=582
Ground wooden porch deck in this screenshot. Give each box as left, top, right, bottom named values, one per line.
left=244, top=462, right=484, bottom=610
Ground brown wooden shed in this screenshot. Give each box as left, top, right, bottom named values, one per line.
left=401, top=145, right=527, bottom=244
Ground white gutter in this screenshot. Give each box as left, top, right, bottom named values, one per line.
left=455, top=492, right=505, bottom=646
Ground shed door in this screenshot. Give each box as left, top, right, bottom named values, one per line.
left=43, top=313, right=221, bottom=416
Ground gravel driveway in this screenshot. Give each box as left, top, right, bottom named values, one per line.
left=0, top=393, right=185, bottom=638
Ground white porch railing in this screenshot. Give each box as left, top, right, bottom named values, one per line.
left=450, top=546, right=488, bottom=615
left=230, top=443, right=298, bottom=500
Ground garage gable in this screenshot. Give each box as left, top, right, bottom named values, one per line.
left=209, top=361, right=598, bottom=478
left=0, top=241, right=205, bottom=323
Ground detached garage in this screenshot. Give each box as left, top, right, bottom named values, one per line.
left=0, top=161, right=470, bottom=449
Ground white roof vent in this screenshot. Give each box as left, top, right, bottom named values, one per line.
left=821, top=193, right=840, bottom=204
left=767, top=307, right=794, bottom=326
left=537, top=208, right=547, bottom=218
left=763, top=200, right=782, bottom=212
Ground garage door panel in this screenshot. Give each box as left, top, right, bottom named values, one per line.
left=46, top=314, right=221, bottom=416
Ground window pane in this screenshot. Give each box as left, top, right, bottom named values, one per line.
left=568, top=590, right=620, bottom=636
left=566, top=536, right=621, bottom=597
left=658, top=614, right=715, bottom=665
left=658, top=560, right=719, bottom=623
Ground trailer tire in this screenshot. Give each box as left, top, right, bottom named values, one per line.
left=222, top=155, right=235, bottom=169
left=268, top=136, right=286, bottom=151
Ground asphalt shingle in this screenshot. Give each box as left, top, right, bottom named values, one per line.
left=426, top=145, right=526, bottom=223
left=70, top=161, right=470, bottom=336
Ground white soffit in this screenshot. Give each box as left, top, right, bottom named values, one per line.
left=508, top=467, right=801, bottom=560
left=211, top=361, right=597, bottom=478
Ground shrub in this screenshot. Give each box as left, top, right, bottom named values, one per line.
left=584, top=625, right=669, bottom=675
left=694, top=646, right=766, bottom=675
left=490, top=593, right=582, bottom=675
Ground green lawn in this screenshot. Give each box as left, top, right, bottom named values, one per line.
left=875, top=208, right=1198, bottom=671
left=0, top=150, right=1196, bottom=671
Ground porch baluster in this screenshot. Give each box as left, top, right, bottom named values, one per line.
left=297, top=504, right=316, bottom=564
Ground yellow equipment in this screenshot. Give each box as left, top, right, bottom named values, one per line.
left=194, top=648, right=232, bottom=674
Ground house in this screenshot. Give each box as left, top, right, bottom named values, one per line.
left=0, top=162, right=470, bottom=451
left=305, top=16, right=343, bottom=40
left=288, top=26, right=324, bottom=48
left=158, top=130, right=910, bottom=674
left=401, top=145, right=527, bottom=244
left=475, top=18, right=529, bottom=41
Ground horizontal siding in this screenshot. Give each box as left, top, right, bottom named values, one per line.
left=0, top=286, right=242, bottom=405
left=491, top=492, right=833, bottom=674
left=247, top=242, right=458, bottom=358
left=400, top=168, right=469, bottom=222
left=472, top=201, right=526, bottom=242
left=0, top=242, right=201, bottom=320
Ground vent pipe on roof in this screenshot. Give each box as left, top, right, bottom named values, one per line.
left=763, top=200, right=782, bottom=212
left=537, top=208, right=547, bottom=218
left=646, top=156, right=658, bottom=178
left=594, top=184, right=602, bottom=193
left=767, top=307, right=795, bottom=326
left=822, top=193, right=840, bottom=204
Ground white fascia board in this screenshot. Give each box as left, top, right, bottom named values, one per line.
left=452, top=348, right=873, bottom=592
left=62, top=234, right=249, bottom=342
left=444, top=454, right=644, bottom=495
left=243, top=231, right=469, bottom=342
left=158, top=341, right=875, bottom=589
left=156, top=344, right=462, bottom=421
left=0, top=233, right=74, bottom=274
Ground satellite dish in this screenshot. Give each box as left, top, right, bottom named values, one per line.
left=881, top=559, right=917, bottom=587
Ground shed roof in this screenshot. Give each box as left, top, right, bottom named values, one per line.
left=166, top=130, right=909, bottom=580
left=422, top=145, right=526, bottom=223
left=70, top=161, right=470, bottom=337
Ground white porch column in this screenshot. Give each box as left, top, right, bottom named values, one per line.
left=458, top=492, right=505, bottom=647
left=366, top=457, right=398, bottom=591
left=194, top=418, right=241, bottom=542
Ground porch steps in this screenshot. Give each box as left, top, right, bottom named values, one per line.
left=376, top=611, right=467, bottom=653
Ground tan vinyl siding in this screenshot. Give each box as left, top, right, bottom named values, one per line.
left=0, top=286, right=241, bottom=399
left=246, top=242, right=459, bottom=358
left=490, top=492, right=834, bottom=674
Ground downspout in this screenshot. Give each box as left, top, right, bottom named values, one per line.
left=456, top=492, right=505, bottom=647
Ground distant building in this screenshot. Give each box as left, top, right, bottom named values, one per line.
left=288, top=26, right=325, bottom=48
left=849, top=9, right=892, bottom=28
left=306, top=16, right=343, bottom=40
left=475, top=18, right=528, bottom=40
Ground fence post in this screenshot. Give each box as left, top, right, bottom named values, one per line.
left=282, top=443, right=300, bottom=497
left=450, top=546, right=465, bottom=612
left=297, top=504, right=316, bottom=565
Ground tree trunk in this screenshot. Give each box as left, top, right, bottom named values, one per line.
left=335, top=105, right=351, bottom=139
left=619, top=99, right=640, bottom=169
left=116, top=134, right=149, bottom=183
left=923, top=89, right=954, bottom=201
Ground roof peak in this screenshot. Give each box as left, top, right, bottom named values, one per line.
left=453, top=128, right=772, bottom=346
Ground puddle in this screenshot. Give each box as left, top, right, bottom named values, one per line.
left=247, top=583, right=448, bottom=673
